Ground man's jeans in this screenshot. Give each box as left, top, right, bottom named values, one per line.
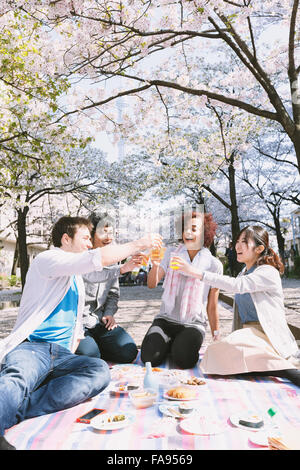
left=0, top=341, right=110, bottom=436
left=76, top=324, right=138, bottom=363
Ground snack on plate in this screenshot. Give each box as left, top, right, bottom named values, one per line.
left=181, top=376, right=206, bottom=386
left=127, top=383, right=140, bottom=390
left=238, top=414, right=264, bottom=429
left=268, top=432, right=300, bottom=450
left=107, top=414, right=126, bottom=423
left=167, top=386, right=197, bottom=399
left=268, top=436, right=289, bottom=450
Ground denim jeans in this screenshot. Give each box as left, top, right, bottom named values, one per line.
left=0, top=341, right=111, bottom=436
left=76, top=324, right=138, bottom=364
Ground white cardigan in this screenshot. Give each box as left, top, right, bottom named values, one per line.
left=0, top=247, right=103, bottom=363
left=202, top=264, right=298, bottom=359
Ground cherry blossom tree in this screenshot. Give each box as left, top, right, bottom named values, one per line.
left=2, top=2, right=299, bottom=176
left=0, top=9, right=84, bottom=162
left=0, top=146, right=110, bottom=286
left=0, top=8, right=100, bottom=284
left=0, top=1, right=299, bottom=276
left=110, top=105, right=298, bottom=267
left=115, top=103, right=257, bottom=243
left=7, top=0, right=296, bottom=175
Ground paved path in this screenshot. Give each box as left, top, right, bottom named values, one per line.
left=115, top=285, right=234, bottom=348
left=0, top=278, right=299, bottom=348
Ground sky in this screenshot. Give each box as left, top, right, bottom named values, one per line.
left=92, top=131, right=119, bottom=161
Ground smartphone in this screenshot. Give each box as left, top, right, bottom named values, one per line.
left=76, top=408, right=106, bottom=423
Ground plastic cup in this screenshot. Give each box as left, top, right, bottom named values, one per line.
left=170, top=257, right=180, bottom=270
left=150, top=246, right=166, bottom=262
left=141, top=253, right=150, bottom=266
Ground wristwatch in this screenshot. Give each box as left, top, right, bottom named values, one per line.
left=213, top=330, right=220, bottom=340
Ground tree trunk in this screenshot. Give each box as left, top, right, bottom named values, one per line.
left=228, top=157, right=241, bottom=244
left=11, top=239, right=19, bottom=276
left=292, top=128, right=300, bottom=175
left=17, top=207, right=29, bottom=289
left=228, top=155, right=243, bottom=276
left=272, top=209, right=286, bottom=267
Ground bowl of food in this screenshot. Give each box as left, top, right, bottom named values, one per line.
left=129, top=388, right=158, bottom=409
left=178, top=402, right=194, bottom=415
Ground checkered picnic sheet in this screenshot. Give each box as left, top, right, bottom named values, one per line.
left=5, top=351, right=300, bottom=450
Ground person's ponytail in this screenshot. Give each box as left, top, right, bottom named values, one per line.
left=256, top=246, right=285, bottom=274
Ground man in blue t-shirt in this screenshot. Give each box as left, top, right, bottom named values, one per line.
left=28, top=275, right=79, bottom=350
left=0, top=216, right=162, bottom=450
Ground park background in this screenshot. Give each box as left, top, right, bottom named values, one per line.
left=0, top=0, right=300, bottom=291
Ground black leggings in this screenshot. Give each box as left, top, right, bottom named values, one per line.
left=240, top=369, right=300, bottom=387
left=210, top=369, right=300, bottom=387
left=140, top=318, right=204, bottom=369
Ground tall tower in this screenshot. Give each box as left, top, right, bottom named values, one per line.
left=117, top=97, right=125, bottom=160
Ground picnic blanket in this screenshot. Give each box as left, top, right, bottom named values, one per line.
left=5, top=351, right=300, bottom=450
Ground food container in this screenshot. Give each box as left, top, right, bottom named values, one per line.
left=178, top=402, right=194, bottom=415
left=129, top=388, right=158, bottom=409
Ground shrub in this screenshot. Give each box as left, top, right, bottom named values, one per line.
left=8, top=275, right=19, bottom=287
left=294, top=256, right=300, bottom=276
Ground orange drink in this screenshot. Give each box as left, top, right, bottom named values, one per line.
left=150, top=246, right=166, bottom=262
left=170, top=256, right=180, bottom=270
left=141, top=253, right=150, bottom=266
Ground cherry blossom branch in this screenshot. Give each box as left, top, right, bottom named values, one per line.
left=0, top=144, right=44, bottom=162
left=208, top=11, right=295, bottom=136
left=54, top=76, right=278, bottom=125
left=252, top=144, right=299, bottom=169
left=155, top=85, right=171, bottom=136
left=53, top=82, right=152, bottom=123
left=201, top=183, right=232, bottom=210
left=0, top=133, right=27, bottom=144
left=246, top=16, right=257, bottom=61
left=27, top=178, right=102, bottom=205
left=207, top=102, right=228, bottom=159
left=238, top=218, right=275, bottom=231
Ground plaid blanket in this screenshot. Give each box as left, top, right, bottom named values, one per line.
left=5, top=351, right=300, bottom=450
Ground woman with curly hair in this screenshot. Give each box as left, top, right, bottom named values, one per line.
left=140, top=211, right=223, bottom=369
left=171, top=225, right=300, bottom=386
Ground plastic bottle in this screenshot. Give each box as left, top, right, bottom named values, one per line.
left=267, top=407, right=300, bottom=450
left=143, top=362, right=159, bottom=391
left=268, top=407, right=287, bottom=430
